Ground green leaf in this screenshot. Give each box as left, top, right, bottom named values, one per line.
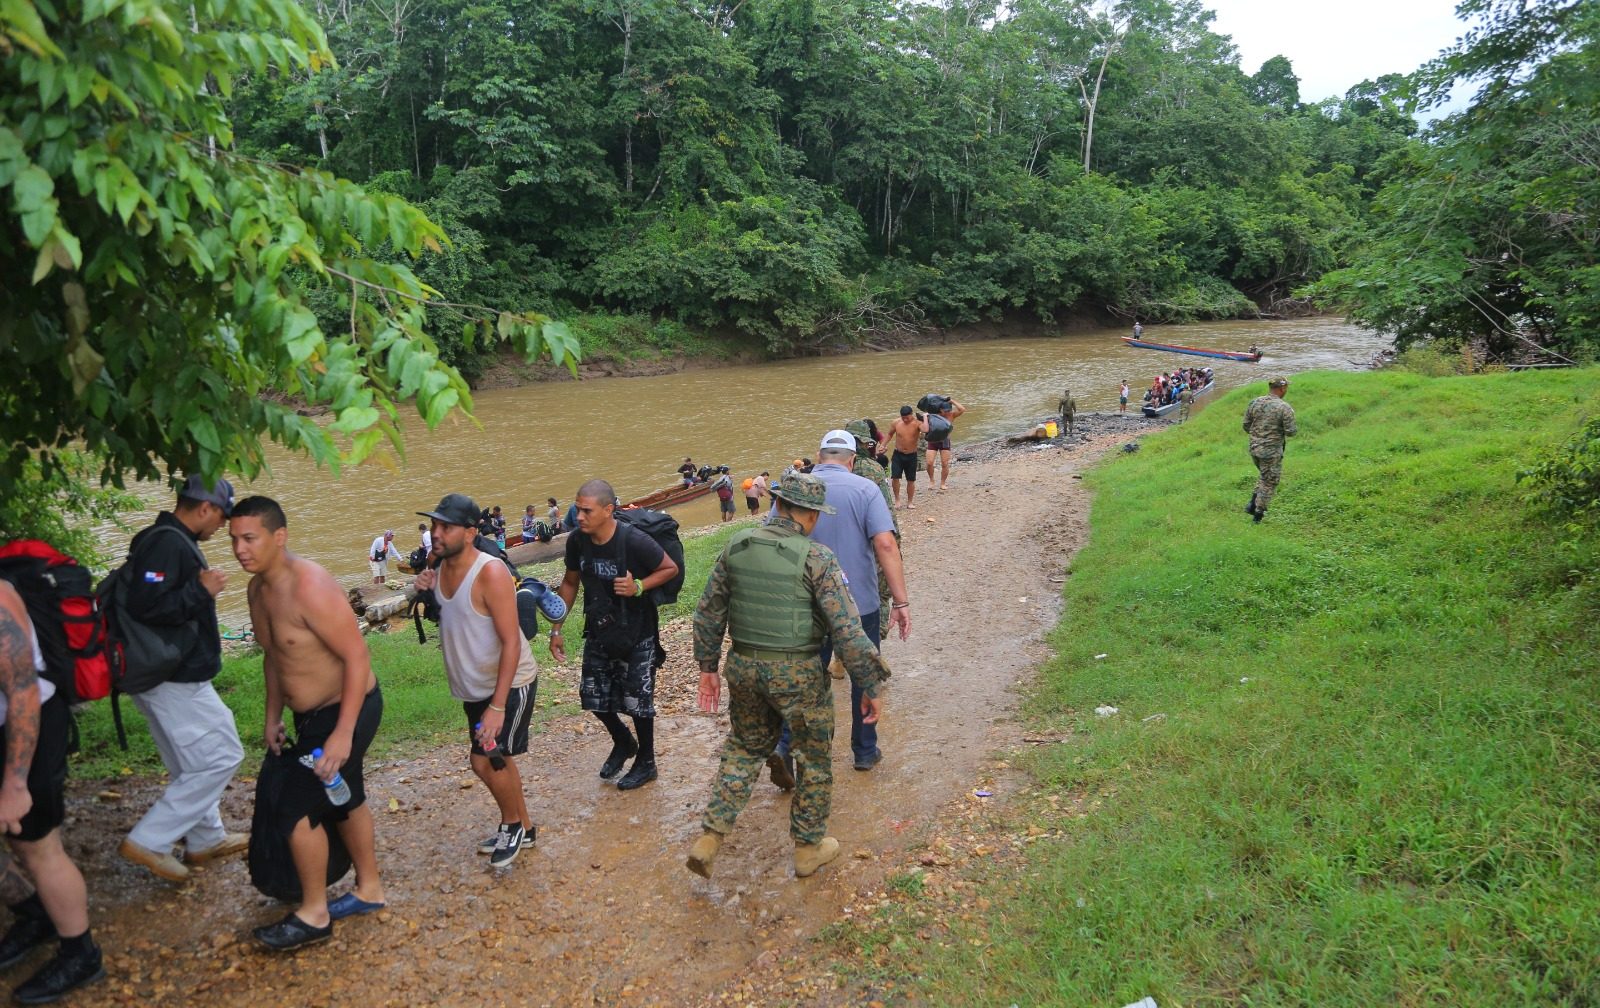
left=187, top=414, right=221, bottom=453
left=282, top=305, right=320, bottom=363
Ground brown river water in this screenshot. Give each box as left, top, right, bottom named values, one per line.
left=107, top=316, right=1385, bottom=624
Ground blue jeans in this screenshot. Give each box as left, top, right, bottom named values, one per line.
left=776, top=608, right=881, bottom=765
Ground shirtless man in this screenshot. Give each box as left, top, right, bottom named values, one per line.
left=886, top=406, right=929, bottom=509
left=924, top=396, right=968, bottom=492
left=231, top=496, right=386, bottom=951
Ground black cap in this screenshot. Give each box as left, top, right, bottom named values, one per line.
left=180, top=474, right=235, bottom=517
left=418, top=492, right=480, bottom=527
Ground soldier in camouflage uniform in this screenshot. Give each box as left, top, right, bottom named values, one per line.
left=686, top=472, right=890, bottom=880
left=843, top=420, right=899, bottom=618
left=1243, top=376, right=1297, bottom=522
left=1058, top=388, right=1076, bottom=437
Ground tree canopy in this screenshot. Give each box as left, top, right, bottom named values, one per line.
left=1, top=0, right=579, bottom=493
left=1309, top=0, right=1599, bottom=360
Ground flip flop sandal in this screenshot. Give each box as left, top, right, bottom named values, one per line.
left=328, top=892, right=387, bottom=920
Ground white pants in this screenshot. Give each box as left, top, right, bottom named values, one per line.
left=126, top=680, right=244, bottom=852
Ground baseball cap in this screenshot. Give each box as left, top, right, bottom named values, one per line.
left=819, top=429, right=855, bottom=453
left=418, top=492, right=480, bottom=527
left=1268, top=376, right=1290, bottom=388
left=180, top=474, right=235, bottom=517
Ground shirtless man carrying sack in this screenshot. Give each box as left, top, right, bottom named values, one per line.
left=231, top=496, right=386, bottom=950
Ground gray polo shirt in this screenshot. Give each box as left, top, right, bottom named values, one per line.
left=809, top=462, right=895, bottom=616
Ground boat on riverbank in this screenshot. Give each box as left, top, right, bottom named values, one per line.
left=1142, top=379, right=1215, bottom=418
left=1123, top=336, right=1263, bottom=362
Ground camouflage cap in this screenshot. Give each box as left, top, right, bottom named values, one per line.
left=842, top=419, right=876, bottom=454
left=1268, top=376, right=1290, bottom=388
left=769, top=471, right=836, bottom=514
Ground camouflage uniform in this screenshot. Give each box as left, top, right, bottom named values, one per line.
left=693, top=516, right=889, bottom=844
left=1243, top=389, right=1298, bottom=512
left=1178, top=387, right=1194, bottom=422
left=844, top=420, right=900, bottom=614
left=1058, top=390, right=1076, bottom=436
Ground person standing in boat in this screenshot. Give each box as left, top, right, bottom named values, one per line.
left=1243, top=377, right=1297, bottom=523
left=1133, top=321, right=1143, bottom=339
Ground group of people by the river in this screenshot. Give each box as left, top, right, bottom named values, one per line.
left=1143, top=366, right=1213, bottom=418
left=0, top=360, right=1300, bottom=999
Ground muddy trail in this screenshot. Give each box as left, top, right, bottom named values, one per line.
left=47, top=414, right=1162, bottom=1007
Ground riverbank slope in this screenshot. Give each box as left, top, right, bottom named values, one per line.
left=800, top=368, right=1600, bottom=1005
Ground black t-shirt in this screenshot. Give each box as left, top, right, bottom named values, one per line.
left=565, top=524, right=666, bottom=637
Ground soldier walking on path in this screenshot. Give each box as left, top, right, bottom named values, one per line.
left=1178, top=384, right=1195, bottom=422
left=1243, top=377, right=1298, bottom=523
left=1058, top=388, right=1077, bottom=437
left=685, top=472, right=890, bottom=881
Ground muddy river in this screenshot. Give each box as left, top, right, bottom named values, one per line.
left=106, top=317, right=1384, bottom=623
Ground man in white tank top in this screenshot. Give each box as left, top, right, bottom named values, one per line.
left=413, top=494, right=540, bottom=869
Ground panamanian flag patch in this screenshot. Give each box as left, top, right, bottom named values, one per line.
left=143, top=571, right=166, bottom=583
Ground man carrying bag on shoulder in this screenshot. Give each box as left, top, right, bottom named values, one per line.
left=114, top=475, right=246, bottom=883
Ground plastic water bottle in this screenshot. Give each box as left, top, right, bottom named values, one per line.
left=475, top=722, right=507, bottom=770
left=298, top=748, right=352, bottom=805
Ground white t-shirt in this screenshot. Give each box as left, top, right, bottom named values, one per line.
left=420, top=530, right=432, bottom=554
left=369, top=535, right=398, bottom=562
left=0, top=610, right=55, bottom=727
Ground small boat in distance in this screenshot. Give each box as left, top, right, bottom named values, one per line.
left=1143, top=378, right=1215, bottom=418
left=1122, top=335, right=1263, bottom=362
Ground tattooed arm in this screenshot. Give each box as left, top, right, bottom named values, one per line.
left=0, top=583, right=39, bottom=834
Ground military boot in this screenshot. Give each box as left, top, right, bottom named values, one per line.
left=1244, top=493, right=1258, bottom=517
left=1253, top=508, right=1265, bottom=524
left=686, top=831, right=723, bottom=879
left=794, top=837, right=840, bottom=878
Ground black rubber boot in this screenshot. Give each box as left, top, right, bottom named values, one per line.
left=1244, top=493, right=1258, bottom=517
left=1253, top=508, right=1265, bottom=524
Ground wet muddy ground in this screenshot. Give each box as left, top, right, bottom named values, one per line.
left=35, top=416, right=1163, bottom=1007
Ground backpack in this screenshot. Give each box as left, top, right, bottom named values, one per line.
left=613, top=508, right=686, bottom=606
left=248, top=745, right=352, bottom=900
left=0, top=540, right=112, bottom=704
left=926, top=412, right=952, bottom=441
left=97, top=525, right=204, bottom=695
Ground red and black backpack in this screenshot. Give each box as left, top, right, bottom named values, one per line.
left=0, top=539, right=113, bottom=704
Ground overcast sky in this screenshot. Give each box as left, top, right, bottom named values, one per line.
left=1201, top=0, right=1471, bottom=105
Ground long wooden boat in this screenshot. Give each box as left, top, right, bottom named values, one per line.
left=1142, top=378, right=1215, bottom=418
left=1122, top=336, right=1262, bottom=362
left=623, top=480, right=717, bottom=511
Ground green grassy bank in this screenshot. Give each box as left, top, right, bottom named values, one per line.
left=71, top=519, right=752, bottom=780
left=855, top=369, right=1600, bottom=1005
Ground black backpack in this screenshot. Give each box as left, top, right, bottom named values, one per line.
left=614, top=508, right=686, bottom=606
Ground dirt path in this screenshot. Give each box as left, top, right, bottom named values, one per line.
left=47, top=420, right=1154, bottom=1008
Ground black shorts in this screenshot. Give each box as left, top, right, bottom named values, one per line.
left=0, top=694, right=71, bottom=842
left=927, top=439, right=951, bottom=452
left=745, top=497, right=759, bottom=513
left=284, top=685, right=384, bottom=828
left=890, top=451, right=918, bottom=481
left=463, top=680, right=537, bottom=757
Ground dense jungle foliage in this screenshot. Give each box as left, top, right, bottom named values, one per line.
left=225, top=0, right=1422, bottom=366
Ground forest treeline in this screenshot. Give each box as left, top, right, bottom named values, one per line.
left=230, top=0, right=1420, bottom=370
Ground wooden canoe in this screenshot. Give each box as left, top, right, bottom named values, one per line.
left=1123, top=336, right=1262, bottom=362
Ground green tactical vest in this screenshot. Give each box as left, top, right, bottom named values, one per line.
left=724, top=526, right=826, bottom=652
